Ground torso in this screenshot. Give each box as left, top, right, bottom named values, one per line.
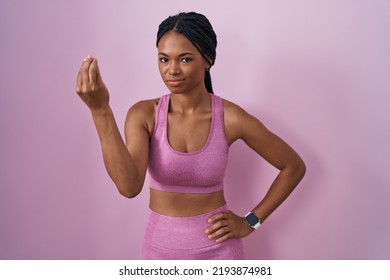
left=141, top=94, right=236, bottom=217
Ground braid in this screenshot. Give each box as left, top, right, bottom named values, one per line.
left=157, top=12, right=217, bottom=94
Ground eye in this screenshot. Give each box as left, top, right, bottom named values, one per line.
left=181, top=57, right=193, bottom=63
left=159, top=57, right=168, bottom=63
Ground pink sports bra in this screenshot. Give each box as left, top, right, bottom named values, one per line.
left=148, top=93, right=229, bottom=194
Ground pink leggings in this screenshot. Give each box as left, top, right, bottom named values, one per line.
left=140, top=204, right=244, bottom=260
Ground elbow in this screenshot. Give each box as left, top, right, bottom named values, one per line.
left=118, top=188, right=141, bottom=199
left=295, top=158, right=306, bottom=181
left=284, top=157, right=306, bottom=183
left=117, top=183, right=142, bottom=199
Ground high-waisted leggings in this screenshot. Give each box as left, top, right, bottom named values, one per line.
left=140, top=204, right=244, bottom=260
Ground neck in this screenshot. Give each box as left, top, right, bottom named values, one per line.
left=170, top=90, right=210, bottom=114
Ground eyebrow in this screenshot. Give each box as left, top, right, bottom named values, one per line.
left=158, top=52, right=194, bottom=57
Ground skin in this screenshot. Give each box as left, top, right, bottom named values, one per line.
left=76, top=31, right=306, bottom=244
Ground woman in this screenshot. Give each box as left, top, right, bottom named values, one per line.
left=76, top=12, right=306, bottom=259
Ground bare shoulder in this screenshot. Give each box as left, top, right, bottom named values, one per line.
left=127, top=97, right=159, bottom=117
left=125, top=97, right=160, bottom=136
left=222, top=98, right=269, bottom=145
left=222, top=98, right=248, bottom=122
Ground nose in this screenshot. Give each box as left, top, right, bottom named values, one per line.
left=168, top=61, right=180, bottom=75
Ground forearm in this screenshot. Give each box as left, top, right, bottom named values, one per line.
left=91, top=106, right=143, bottom=197
left=252, top=161, right=306, bottom=223
left=206, top=162, right=305, bottom=243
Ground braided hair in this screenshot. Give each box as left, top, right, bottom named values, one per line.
left=156, top=12, right=217, bottom=94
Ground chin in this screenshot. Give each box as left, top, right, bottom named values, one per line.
left=166, top=86, right=184, bottom=94
left=170, top=90, right=185, bottom=94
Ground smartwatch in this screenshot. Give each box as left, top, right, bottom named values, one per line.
left=244, top=212, right=261, bottom=230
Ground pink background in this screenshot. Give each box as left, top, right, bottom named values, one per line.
left=1, top=0, right=389, bottom=259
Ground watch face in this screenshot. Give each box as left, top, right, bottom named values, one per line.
left=246, top=213, right=259, bottom=226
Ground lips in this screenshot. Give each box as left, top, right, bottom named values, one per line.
left=167, top=78, right=185, bottom=87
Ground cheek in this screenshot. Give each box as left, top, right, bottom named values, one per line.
left=188, top=67, right=205, bottom=82
left=158, top=64, right=166, bottom=77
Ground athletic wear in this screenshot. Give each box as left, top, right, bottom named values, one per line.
left=143, top=93, right=244, bottom=259
left=148, top=93, right=229, bottom=194
left=141, top=204, right=244, bottom=260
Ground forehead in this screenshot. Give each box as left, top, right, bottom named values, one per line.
left=157, top=31, right=200, bottom=55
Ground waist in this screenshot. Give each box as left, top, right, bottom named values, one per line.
left=150, top=188, right=226, bottom=217
left=144, top=203, right=229, bottom=250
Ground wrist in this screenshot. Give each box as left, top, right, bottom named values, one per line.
left=91, top=105, right=112, bottom=118
left=244, top=212, right=261, bottom=230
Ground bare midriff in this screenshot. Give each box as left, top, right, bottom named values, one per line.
left=149, top=188, right=226, bottom=217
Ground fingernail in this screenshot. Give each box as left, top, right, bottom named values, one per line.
left=208, top=219, right=212, bottom=223
left=205, top=229, right=209, bottom=234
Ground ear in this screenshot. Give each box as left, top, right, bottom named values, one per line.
left=203, top=58, right=211, bottom=70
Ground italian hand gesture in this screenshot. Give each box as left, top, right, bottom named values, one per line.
left=76, top=55, right=109, bottom=111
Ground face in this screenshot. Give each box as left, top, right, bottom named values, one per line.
left=157, top=31, right=209, bottom=94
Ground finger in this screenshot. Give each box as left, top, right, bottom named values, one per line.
left=89, top=58, right=98, bottom=85
left=79, top=55, right=94, bottom=85
left=95, top=59, right=103, bottom=85
left=208, top=211, right=229, bottom=224
left=207, top=225, right=229, bottom=240
left=215, top=232, right=232, bottom=243
left=205, top=219, right=229, bottom=234
left=76, top=69, right=82, bottom=93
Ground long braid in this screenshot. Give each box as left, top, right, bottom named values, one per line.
left=156, top=12, right=217, bottom=94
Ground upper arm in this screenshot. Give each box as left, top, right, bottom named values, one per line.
left=124, top=99, right=157, bottom=184
left=223, top=100, right=304, bottom=171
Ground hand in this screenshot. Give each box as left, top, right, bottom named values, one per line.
left=205, top=210, right=254, bottom=243
left=76, top=55, right=110, bottom=111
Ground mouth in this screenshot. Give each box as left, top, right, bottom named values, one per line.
left=167, top=79, right=185, bottom=87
